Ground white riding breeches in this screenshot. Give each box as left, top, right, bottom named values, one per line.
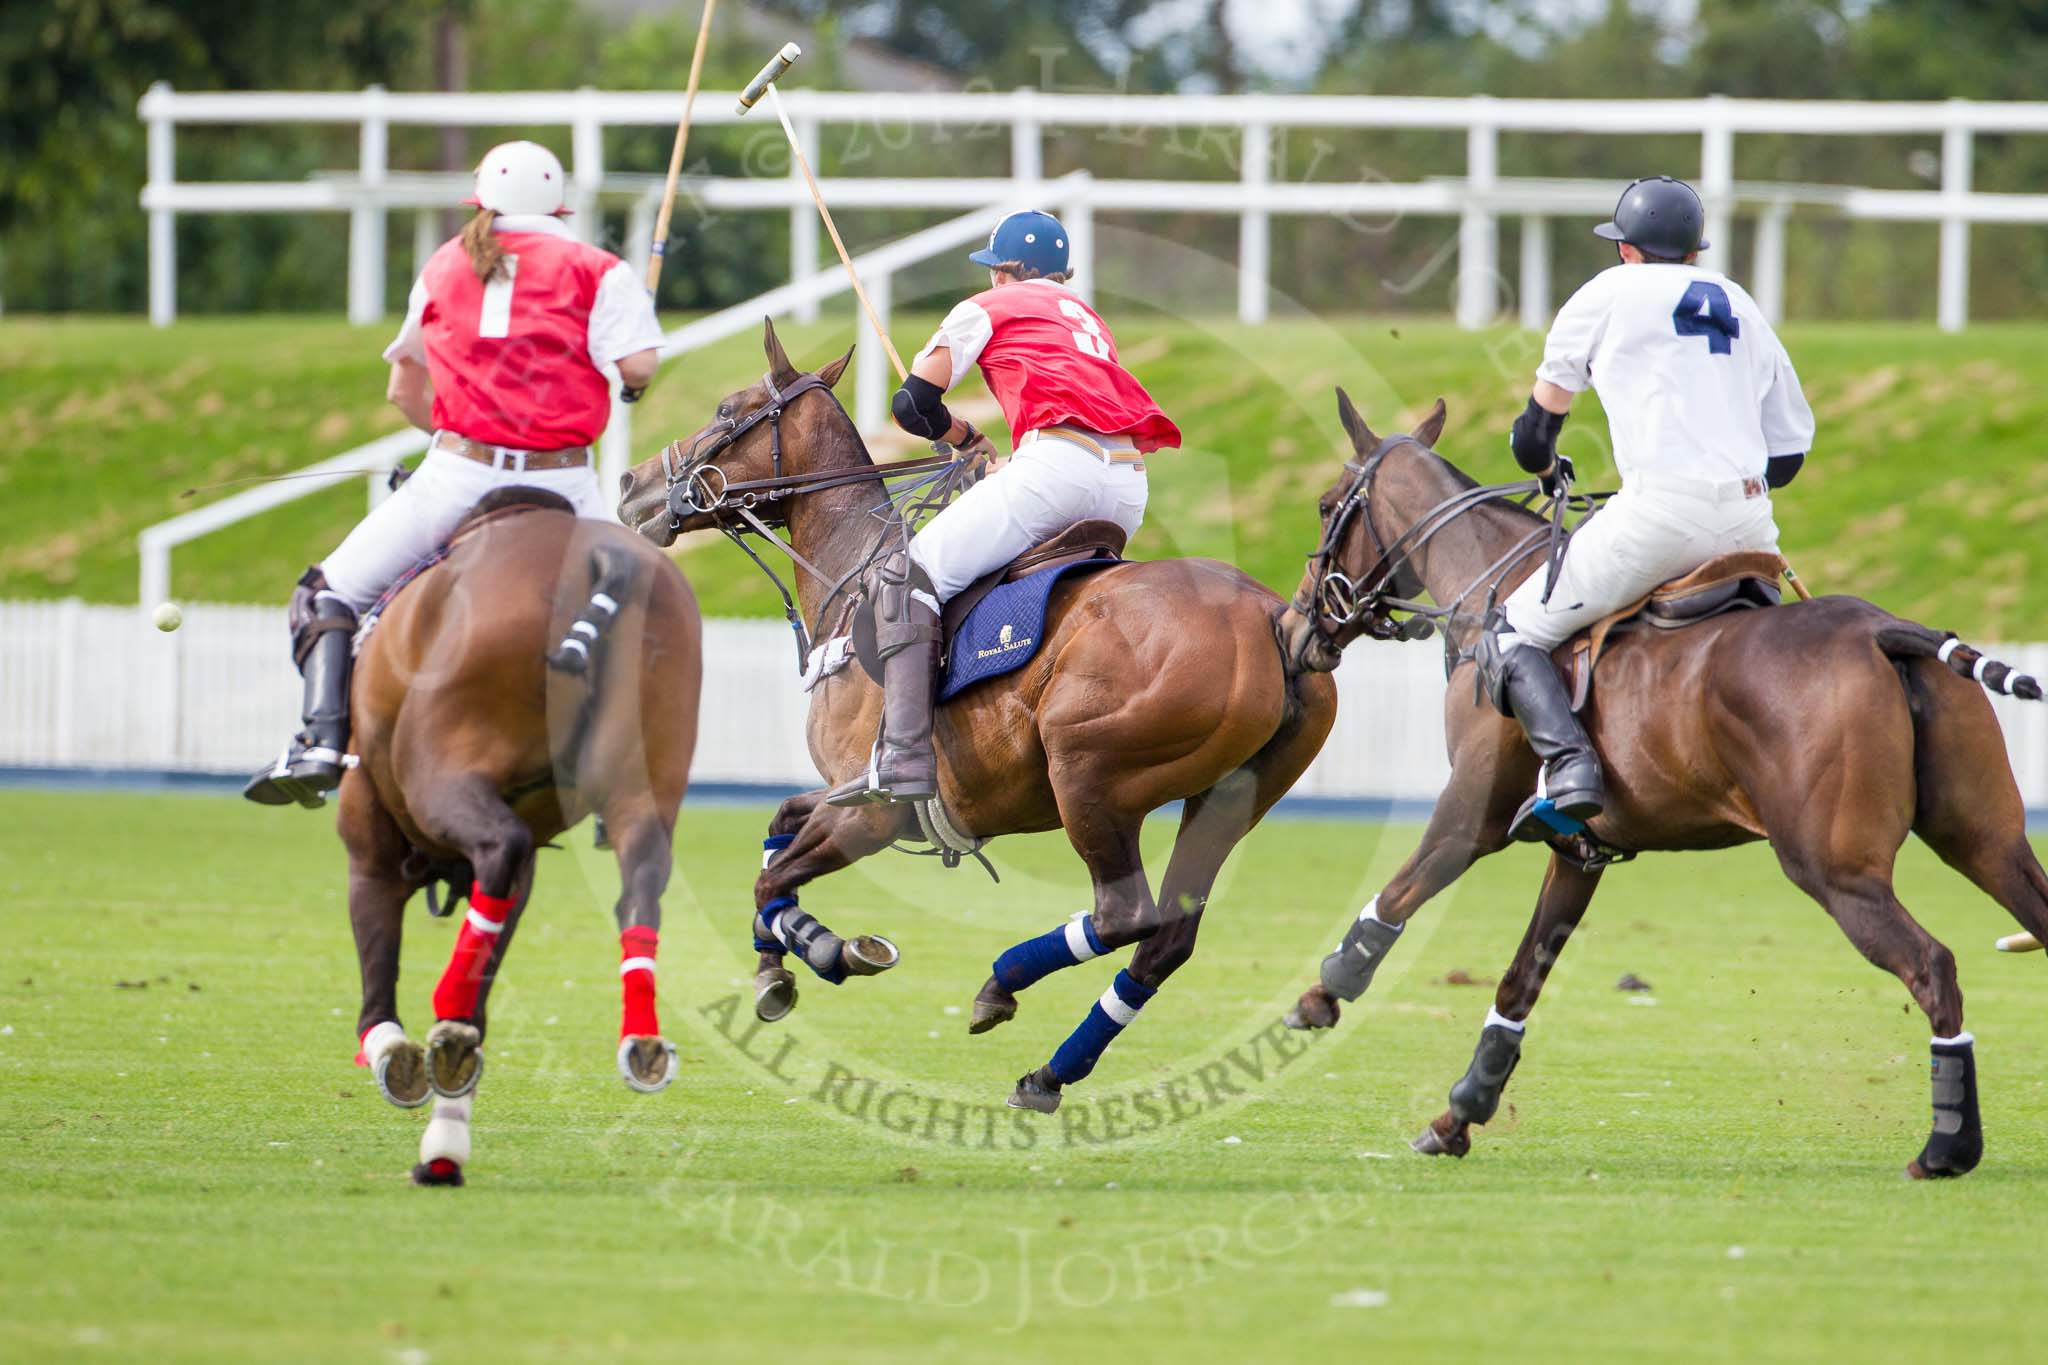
left=319, top=443, right=613, bottom=612
left=908, top=434, right=1148, bottom=603
left=1500, top=483, right=1780, bottom=652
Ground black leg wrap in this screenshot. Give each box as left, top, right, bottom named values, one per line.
left=754, top=901, right=846, bottom=984
left=1912, top=1037, right=1982, bottom=1179
left=1318, top=911, right=1403, bottom=1002
left=1447, top=1023, right=1523, bottom=1126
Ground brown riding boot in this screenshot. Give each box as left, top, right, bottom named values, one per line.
left=828, top=562, right=941, bottom=807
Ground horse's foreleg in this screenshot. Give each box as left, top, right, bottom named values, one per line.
left=608, top=801, right=680, bottom=1093
left=750, top=794, right=906, bottom=1021
left=1414, top=853, right=1602, bottom=1158
left=337, top=771, right=430, bottom=1108
left=1290, top=747, right=1519, bottom=1031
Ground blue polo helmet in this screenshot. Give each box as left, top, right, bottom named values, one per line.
left=968, top=210, right=1070, bottom=276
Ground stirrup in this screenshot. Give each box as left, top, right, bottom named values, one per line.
left=1509, top=793, right=1595, bottom=843
left=243, top=743, right=342, bottom=810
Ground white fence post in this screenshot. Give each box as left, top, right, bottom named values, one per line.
left=1939, top=100, right=1973, bottom=333
left=573, top=86, right=603, bottom=237
left=1457, top=107, right=1498, bottom=329
left=347, top=85, right=388, bottom=325
left=792, top=114, right=821, bottom=323
left=1066, top=173, right=1096, bottom=307
left=1754, top=201, right=1789, bottom=325
left=146, top=83, right=177, bottom=327
left=600, top=394, right=632, bottom=518
left=412, top=210, right=438, bottom=280
left=1699, top=94, right=1734, bottom=275
left=1518, top=215, right=1550, bottom=331
left=856, top=271, right=893, bottom=435
left=1012, top=89, right=1044, bottom=190
left=1238, top=119, right=1270, bottom=325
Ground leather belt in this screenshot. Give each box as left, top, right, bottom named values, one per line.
left=432, top=432, right=592, bottom=473
left=1019, top=425, right=1146, bottom=467
left=1631, top=470, right=1768, bottom=503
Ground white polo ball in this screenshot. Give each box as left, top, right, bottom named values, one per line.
left=153, top=601, right=183, bottom=633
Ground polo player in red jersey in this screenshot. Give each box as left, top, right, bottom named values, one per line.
left=826, top=209, right=1183, bottom=807
left=245, top=139, right=664, bottom=810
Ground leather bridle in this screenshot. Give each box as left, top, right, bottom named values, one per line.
left=1290, top=434, right=1604, bottom=672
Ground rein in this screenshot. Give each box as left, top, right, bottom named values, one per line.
left=658, top=370, right=973, bottom=670
left=1293, top=434, right=1608, bottom=670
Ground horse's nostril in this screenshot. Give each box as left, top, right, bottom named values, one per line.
left=618, top=471, right=635, bottom=497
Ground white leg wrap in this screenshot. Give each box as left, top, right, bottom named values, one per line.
left=1063, top=917, right=1102, bottom=963
left=1484, top=1005, right=1527, bottom=1033
left=360, top=1020, right=407, bottom=1067
left=1932, top=1031, right=1975, bottom=1048
left=420, top=1094, right=473, bottom=1166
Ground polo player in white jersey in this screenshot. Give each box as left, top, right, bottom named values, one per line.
left=1483, top=175, right=1816, bottom=841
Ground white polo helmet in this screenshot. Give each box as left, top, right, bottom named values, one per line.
left=465, top=140, right=570, bottom=216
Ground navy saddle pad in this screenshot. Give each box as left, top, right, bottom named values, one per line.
left=938, top=560, right=1121, bottom=702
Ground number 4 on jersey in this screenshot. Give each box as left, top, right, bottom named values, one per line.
left=1672, top=280, right=1739, bottom=355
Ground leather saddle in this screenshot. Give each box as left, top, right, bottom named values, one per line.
left=851, top=519, right=1129, bottom=684
left=1561, top=550, right=1789, bottom=713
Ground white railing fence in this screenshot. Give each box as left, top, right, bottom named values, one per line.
left=7, top=601, right=2048, bottom=815
left=141, top=85, right=2048, bottom=333
left=132, top=175, right=1093, bottom=607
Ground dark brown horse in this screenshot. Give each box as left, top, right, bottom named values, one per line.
left=1277, top=391, right=2048, bottom=1178
left=616, top=321, right=1336, bottom=1112
left=339, top=493, right=700, bottom=1183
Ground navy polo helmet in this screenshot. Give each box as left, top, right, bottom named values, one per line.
left=969, top=210, right=1070, bottom=277
left=1593, top=176, right=1709, bottom=259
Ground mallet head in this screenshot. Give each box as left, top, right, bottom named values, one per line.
left=737, top=43, right=801, bottom=115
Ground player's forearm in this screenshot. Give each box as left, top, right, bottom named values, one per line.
left=386, top=360, right=434, bottom=431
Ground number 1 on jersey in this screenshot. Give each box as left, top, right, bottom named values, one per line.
left=1059, top=298, right=1112, bottom=360
left=1672, top=280, right=1739, bottom=355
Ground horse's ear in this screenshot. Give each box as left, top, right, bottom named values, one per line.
left=1411, top=397, right=1448, bottom=448
left=1335, top=387, right=1377, bottom=455
left=762, top=316, right=796, bottom=382
left=816, top=344, right=854, bottom=390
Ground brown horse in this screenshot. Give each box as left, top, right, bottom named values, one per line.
left=616, top=321, right=1336, bottom=1112
left=339, top=492, right=700, bottom=1183
left=1276, top=391, right=2048, bottom=1179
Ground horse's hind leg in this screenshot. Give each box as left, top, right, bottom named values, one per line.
left=752, top=793, right=905, bottom=1021
left=1008, top=774, right=1260, bottom=1112
left=1414, top=854, right=1602, bottom=1158
left=409, top=777, right=537, bottom=1098
left=1906, top=659, right=2048, bottom=952
left=337, top=770, right=428, bottom=1108
left=608, top=799, right=680, bottom=1093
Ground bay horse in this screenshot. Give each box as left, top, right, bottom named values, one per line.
left=616, top=320, right=1336, bottom=1113
left=1277, top=390, right=2047, bottom=1179
left=340, top=491, right=701, bottom=1184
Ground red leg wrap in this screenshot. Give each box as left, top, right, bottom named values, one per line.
left=432, top=883, right=516, bottom=1022
left=620, top=925, right=659, bottom=1038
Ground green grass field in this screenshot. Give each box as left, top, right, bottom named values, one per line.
left=3, top=789, right=2044, bottom=1362
left=3, top=314, right=2046, bottom=635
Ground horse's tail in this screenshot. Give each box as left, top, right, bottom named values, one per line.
left=547, top=541, right=643, bottom=773
left=1874, top=621, right=2044, bottom=702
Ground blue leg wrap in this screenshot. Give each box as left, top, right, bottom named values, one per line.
left=1047, top=969, right=1156, bottom=1085
left=993, top=915, right=1108, bottom=994
left=755, top=834, right=799, bottom=952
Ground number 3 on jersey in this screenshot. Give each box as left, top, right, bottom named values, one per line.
left=1672, top=280, right=1739, bottom=355
left=1060, top=298, right=1112, bottom=360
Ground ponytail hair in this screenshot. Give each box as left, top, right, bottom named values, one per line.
left=461, top=209, right=509, bottom=282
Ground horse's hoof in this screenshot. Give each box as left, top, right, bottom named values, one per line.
left=841, top=935, right=899, bottom=977
left=410, top=1157, right=465, bottom=1187
left=1283, top=985, right=1341, bottom=1031
left=968, top=977, right=1018, bottom=1035
left=755, top=966, right=798, bottom=1023
left=425, top=1020, right=483, bottom=1099
left=618, top=1036, right=679, bottom=1094
left=1411, top=1112, right=1471, bottom=1158
left=1006, top=1067, right=1062, bottom=1114
left=374, top=1039, right=431, bottom=1109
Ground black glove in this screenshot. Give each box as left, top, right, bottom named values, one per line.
left=1540, top=454, right=1576, bottom=499
left=619, top=384, right=647, bottom=405
left=1765, top=452, right=1804, bottom=489
left=1508, top=396, right=1568, bottom=475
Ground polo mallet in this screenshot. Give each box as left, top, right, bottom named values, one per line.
left=644, top=0, right=719, bottom=296
left=1996, top=932, right=2042, bottom=953
left=737, top=42, right=907, bottom=381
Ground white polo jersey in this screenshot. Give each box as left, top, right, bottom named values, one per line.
left=1537, top=263, right=1814, bottom=487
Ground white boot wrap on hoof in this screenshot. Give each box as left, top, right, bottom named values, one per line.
left=420, top=1093, right=473, bottom=1168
